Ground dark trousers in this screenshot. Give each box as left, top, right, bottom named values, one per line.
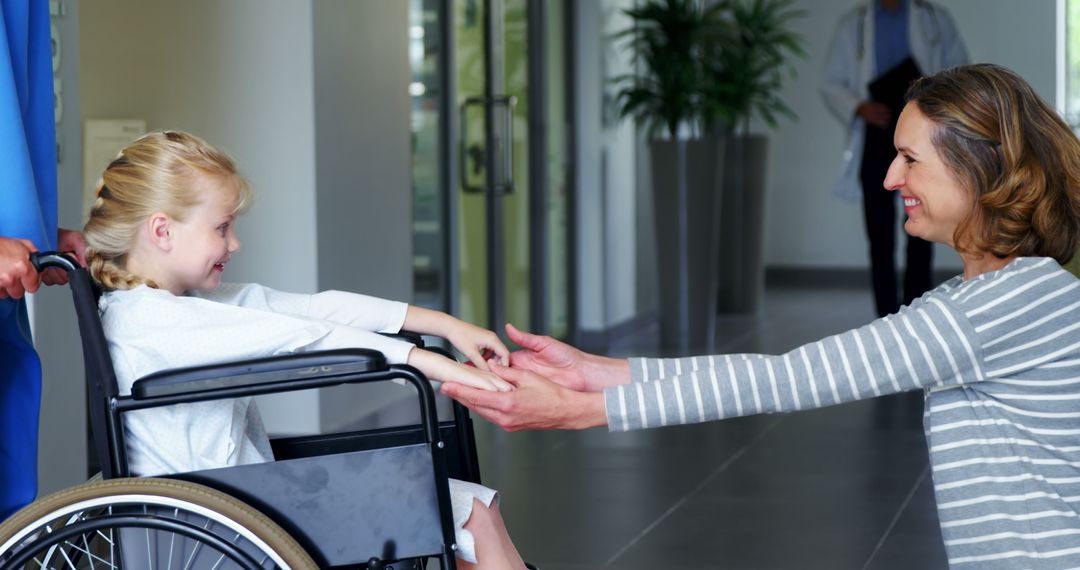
left=860, top=124, right=933, bottom=318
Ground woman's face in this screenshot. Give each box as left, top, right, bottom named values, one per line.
left=883, top=103, right=972, bottom=247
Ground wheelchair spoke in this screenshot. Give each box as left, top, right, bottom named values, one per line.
left=208, top=552, right=227, bottom=570
left=182, top=537, right=204, bottom=570
left=107, top=505, right=115, bottom=566
left=57, top=540, right=77, bottom=569
left=58, top=536, right=111, bottom=568
left=144, top=504, right=154, bottom=569
left=167, top=508, right=179, bottom=570
left=3, top=480, right=313, bottom=570
left=82, top=531, right=96, bottom=570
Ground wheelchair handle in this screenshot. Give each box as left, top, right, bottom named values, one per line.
left=29, top=250, right=79, bottom=273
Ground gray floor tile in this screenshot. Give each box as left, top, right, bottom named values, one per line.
left=472, top=284, right=947, bottom=569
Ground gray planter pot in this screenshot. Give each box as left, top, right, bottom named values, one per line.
left=650, top=138, right=725, bottom=350
left=717, top=134, right=768, bottom=314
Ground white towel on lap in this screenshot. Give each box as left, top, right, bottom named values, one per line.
left=449, top=479, right=499, bottom=563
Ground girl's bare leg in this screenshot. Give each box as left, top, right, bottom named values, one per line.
left=458, top=499, right=527, bottom=570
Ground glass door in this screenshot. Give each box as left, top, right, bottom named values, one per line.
left=411, top=0, right=572, bottom=338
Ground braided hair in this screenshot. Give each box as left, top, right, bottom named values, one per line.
left=83, top=131, right=251, bottom=290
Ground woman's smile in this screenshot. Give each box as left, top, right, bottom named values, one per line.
left=902, top=195, right=921, bottom=213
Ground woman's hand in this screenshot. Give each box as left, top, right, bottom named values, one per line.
left=444, top=320, right=510, bottom=371
left=504, top=323, right=590, bottom=391
left=441, top=362, right=607, bottom=431
left=408, top=348, right=512, bottom=392
left=504, top=323, right=630, bottom=392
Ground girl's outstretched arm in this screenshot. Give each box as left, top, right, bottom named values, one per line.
left=404, top=306, right=510, bottom=371
left=408, top=348, right=512, bottom=392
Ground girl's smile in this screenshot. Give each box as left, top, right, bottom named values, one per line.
left=148, top=173, right=242, bottom=294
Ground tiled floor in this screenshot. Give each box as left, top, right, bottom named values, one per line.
left=473, top=284, right=950, bottom=569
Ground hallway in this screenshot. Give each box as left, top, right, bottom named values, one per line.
left=475, top=282, right=950, bottom=569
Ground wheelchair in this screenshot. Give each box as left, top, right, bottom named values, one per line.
left=0, top=252, right=520, bottom=570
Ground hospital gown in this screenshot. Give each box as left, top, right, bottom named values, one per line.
left=99, top=283, right=496, bottom=562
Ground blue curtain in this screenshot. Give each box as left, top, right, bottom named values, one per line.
left=0, top=0, right=58, bottom=521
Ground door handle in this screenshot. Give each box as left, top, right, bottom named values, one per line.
left=459, top=95, right=516, bottom=194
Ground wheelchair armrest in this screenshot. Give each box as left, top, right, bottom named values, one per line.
left=380, top=330, right=425, bottom=347
left=383, top=330, right=459, bottom=362
left=131, top=348, right=387, bottom=399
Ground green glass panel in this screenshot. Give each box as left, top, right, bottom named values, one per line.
left=455, top=0, right=489, bottom=327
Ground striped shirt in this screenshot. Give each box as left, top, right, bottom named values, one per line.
left=604, top=257, right=1080, bottom=568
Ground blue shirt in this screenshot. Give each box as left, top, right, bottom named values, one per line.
left=0, top=0, right=57, bottom=321
left=873, top=0, right=911, bottom=77
left=0, top=0, right=57, bottom=250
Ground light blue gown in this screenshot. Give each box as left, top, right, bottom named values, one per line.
left=0, top=0, right=58, bottom=521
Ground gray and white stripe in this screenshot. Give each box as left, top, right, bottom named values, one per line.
left=606, top=258, right=1080, bottom=568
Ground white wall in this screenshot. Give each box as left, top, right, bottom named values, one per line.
left=312, top=1, right=415, bottom=432
left=763, top=0, right=1057, bottom=272
left=79, top=1, right=320, bottom=293
left=34, top=0, right=87, bottom=494
left=575, top=0, right=640, bottom=333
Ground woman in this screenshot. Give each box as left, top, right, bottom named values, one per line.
left=445, top=64, right=1080, bottom=568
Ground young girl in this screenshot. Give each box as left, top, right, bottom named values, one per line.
left=83, top=130, right=526, bottom=569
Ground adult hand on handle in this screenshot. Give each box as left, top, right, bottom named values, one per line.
left=441, top=361, right=607, bottom=431
left=0, top=238, right=40, bottom=299
left=40, top=228, right=87, bottom=286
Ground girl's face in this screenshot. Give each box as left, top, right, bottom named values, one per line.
left=163, top=174, right=241, bottom=294
left=883, top=103, right=973, bottom=247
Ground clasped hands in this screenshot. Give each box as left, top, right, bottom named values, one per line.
left=441, top=323, right=616, bottom=431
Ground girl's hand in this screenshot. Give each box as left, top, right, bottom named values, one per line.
left=408, top=348, right=513, bottom=392
left=444, top=320, right=510, bottom=371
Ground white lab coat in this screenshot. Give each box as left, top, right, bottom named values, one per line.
left=99, top=283, right=495, bottom=562
left=821, top=0, right=969, bottom=200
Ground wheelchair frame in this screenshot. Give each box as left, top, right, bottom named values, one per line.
left=1, top=252, right=491, bottom=570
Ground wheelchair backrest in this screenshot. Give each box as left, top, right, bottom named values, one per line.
left=66, top=268, right=127, bottom=479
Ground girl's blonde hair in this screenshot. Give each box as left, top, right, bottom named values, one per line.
left=83, top=131, right=252, bottom=290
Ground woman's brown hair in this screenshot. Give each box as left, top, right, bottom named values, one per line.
left=906, top=63, right=1080, bottom=264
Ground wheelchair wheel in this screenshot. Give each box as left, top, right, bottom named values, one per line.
left=0, top=478, right=317, bottom=570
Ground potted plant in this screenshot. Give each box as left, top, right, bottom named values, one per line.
left=613, top=0, right=731, bottom=349
left=707, top=0, right=805, bottom=313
